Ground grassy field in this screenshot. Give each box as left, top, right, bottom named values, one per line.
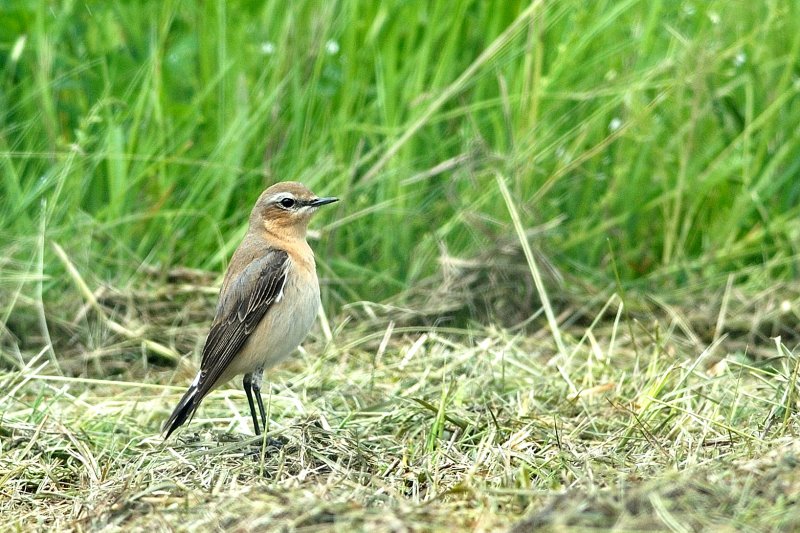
left=2, top=0, right=800, bottom=530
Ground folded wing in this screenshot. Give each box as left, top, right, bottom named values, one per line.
left=163, top=249, right=289, bottom=437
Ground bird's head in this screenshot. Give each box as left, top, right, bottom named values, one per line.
left=249, top=181, right=338, bottom=239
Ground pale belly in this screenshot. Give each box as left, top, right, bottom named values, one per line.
left=217, top=265, right=320, bottom=384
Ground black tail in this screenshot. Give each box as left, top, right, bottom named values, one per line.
left=163, top=385, right=201, bottom=439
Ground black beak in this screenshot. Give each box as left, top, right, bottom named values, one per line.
left=309, top=197, right=339, bottom=207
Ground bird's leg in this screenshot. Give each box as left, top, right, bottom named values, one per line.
left=251, top=367, right=268, bottom=430
left=250, top=367, right=286, bottom=451
left=243, top=373, right=261, bottom=436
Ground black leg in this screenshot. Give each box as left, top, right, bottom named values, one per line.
left=249, top=368, right=286, bottom=451
left=243, top=373, right=261, bottom=435
left=251, top=367, right=268, bottom=430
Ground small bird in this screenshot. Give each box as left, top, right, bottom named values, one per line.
left=163, top=182, right=338, bottom=438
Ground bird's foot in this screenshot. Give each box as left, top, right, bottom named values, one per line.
left=247, top=435, right=287, bottom=459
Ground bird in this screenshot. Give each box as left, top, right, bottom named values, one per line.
left=163, top=181, right=338, bottom=438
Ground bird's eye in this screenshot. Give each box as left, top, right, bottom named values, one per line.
left=279, top=197, right=296, bottom=209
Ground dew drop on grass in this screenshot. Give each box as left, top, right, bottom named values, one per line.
left=325, top=40, right=340, bottom=55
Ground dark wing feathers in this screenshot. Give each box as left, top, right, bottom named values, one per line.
left=196, top=249, right=289, bottom=397
left=163, top=248, right=288, bottom=437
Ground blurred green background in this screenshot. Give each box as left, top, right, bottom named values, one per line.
left=1, top=0, right=799, bottom=318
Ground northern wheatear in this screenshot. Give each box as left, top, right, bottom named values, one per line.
left=163, top=182, right=338, bottom=438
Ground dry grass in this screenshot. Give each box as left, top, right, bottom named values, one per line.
left=2, top=267, right=800, bottom=532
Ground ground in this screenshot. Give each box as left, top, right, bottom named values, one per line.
left=2, top=269, right=799, bottom=531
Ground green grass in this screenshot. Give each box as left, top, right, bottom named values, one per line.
left=3, top=0, right=799, bottom=300
left=2, top=293, right=800, bottom=530
left=2, top=0, right=800, bottom=531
